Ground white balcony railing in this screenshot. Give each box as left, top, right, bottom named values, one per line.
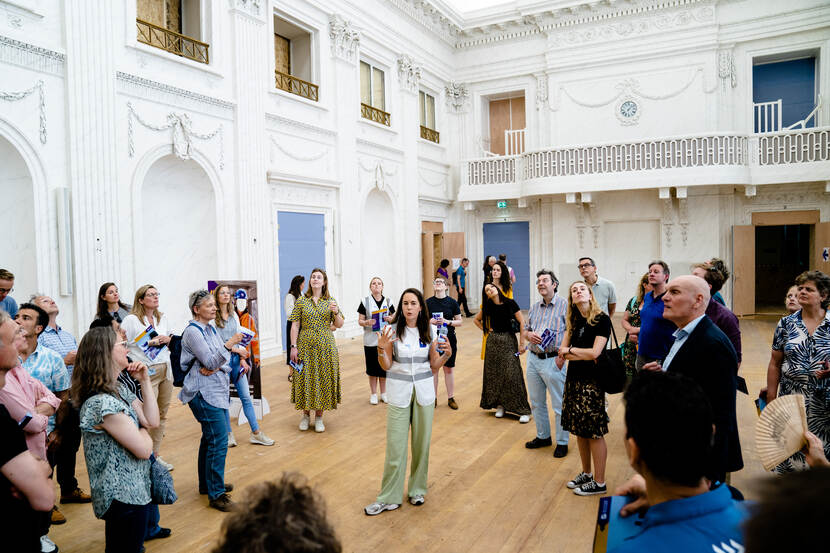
left=463, top=127, right=830, bottom=188
left=505, top=128, right=525, bottom=156
left=754, top=99, right=782, bottom=133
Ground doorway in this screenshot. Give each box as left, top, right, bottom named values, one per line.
left=755, top=225, right=810, bottom=312
left=483, top=221, right=530, bottom=310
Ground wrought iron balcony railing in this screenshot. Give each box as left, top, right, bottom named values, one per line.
left=136, top=18, right=209, bottom=64
left=361, top=103, right=391, bottom=126
left=420, top=125, right=439, bottom=143
left=275, top=70, right=319, bottom=102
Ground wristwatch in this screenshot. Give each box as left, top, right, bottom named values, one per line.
left=290, top=344, right=297, bottom=349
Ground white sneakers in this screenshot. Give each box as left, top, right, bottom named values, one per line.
left=494, top=406, right=505, bottom=418
left=315, top=418, right=325, bottom=432
left=250, top=431, right=275, bottom=446
left=518, top=415, right=530, bottom=424
left=156, top=457, right=174, bottom=472
left=381, top=393, right=388, bottom=403
left=370, top=394, right=379, bottom=405
left=299, top=414, right=310, bottom=431
left=40, top=535, right=58, bottom=553
left=228, top=432, right=238, bottom=447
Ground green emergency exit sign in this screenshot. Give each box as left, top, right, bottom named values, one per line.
left=497, top=201, right=508, bottom=209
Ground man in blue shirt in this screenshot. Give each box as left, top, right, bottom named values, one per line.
left=635, top=260, right=676, bottom=370
left=455, top=258, right=474, bottom=317
left=610, top=371, right=746, bottom=553
left=0, top=269, right=18, bottom=318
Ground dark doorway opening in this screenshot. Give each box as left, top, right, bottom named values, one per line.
left=755, top=224, right=810, bottom=312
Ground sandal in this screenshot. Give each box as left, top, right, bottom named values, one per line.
left=364, top=502, right=400, bottom=516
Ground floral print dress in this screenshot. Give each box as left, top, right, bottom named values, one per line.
left=771, top=310, right=830, bottom=473
left=289, top=296, right=342, bottom=410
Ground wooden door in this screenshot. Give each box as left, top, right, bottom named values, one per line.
left=422, top=232, right=435, bottom=298
left=274, top=34, right=290, bottom=75
left=442, top=232, right=466, bottom=300
left=813, top=222, right=830, bottom=272
left=732, top=225, right=755, bottom=316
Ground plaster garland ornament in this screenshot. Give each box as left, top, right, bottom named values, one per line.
left=329, top=14, right=360, bottom=62
left=677, top=197, right=689, bottom=246
left=718, top=49, right=737, bottom=90
left=269, top=137, right=328, bottom=162
left=662, top=198, right=675, bottom=248
left=229, top=0, right=261, bottom=16
left=127, top=102, right=224, bottom=170
left=444, top=81, right=469, bottom=113
left=535, top=74, right=548, bottom=111
left=396, top=54, right=422, bottom=92
left=0, top=79, right=46, bottom=143
left=358, top=158, right=399, bottom=197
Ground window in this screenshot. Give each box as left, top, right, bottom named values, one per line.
left=136, top=0, right=209, bottom=64
left=419, top=91, right=438, bottom=143
left=753, top=55, right=817, bottom=132
left=360, top=61, right=390, bottom=125
left=273, top=15, right=318, bottom=101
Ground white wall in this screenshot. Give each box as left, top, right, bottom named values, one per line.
left=0, top=135, right=37, bottom=302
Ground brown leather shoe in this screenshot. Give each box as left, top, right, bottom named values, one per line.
left=209, top=493, right=236, bottom=512
left=51, top=506, right=67, bottom=524
left=61, top=487, right=92, bottom=504
left=447, top=397, right=459, bottom=410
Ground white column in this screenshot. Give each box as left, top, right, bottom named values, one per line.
left=228, top=1, right=277, bottom=349
left=398, top=55, right=422, bottom=283
left=64, top=0, right=121, bottom=329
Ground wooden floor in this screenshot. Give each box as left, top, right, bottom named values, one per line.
left=51, top=315, right=777, bottom=553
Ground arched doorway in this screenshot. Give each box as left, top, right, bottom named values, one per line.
left=361, top=189, right=397, bottom=295
left=0, top=134, right=37, bottom=302
left=136, top=155, right=218, bottom=331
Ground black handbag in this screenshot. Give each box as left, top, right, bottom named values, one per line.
left=150, top=454, right=177, bottom=505
left=596, top=325, right=626, bottom=394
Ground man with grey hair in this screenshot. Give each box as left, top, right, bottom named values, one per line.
left=642, top=276, right=742, bottom=483
left=0, top=310, right=58, bottom=553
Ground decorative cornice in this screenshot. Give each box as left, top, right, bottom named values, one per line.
left=389, top=0, right=716, bottom=50
left=116, top=72, right=235, bottom=116
left=329, top=14, right=360, bottom=63
left=0, top=35, right=64, bottom=75
left=397, top=54, right=422, bottom=92
left=444, top=81, right=469, bottom=113
left=356, top=137, right=405, bottom=157
left=228, top=0, right=261, bottom=17
left=265, top=113, right=337, bottom=137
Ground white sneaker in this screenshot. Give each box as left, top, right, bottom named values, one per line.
left=380, top=393, right=388, bottom=403
left=494, top=406, right=505, bottom=418
left=314, top=418, right=325, bottom=432
left=40, top=535, right=58, bottom=553
left=156, top=457, right=174, bottom=472
left=227, top=432, right=238, bottom=447
left=518, top=415, right=530, bottom=423
left=370, top=394, right=379, bottom=405
left=299, top=414, right=310, bottom=431
left=250, top=431, right=275, bottom=446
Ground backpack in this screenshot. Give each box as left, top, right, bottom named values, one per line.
left=170, top=322, right=206, bottom=387
left=451, top=269, right=459, bottom=287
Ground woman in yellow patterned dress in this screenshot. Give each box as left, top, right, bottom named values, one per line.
left=288, top=268, right=344, bottom=433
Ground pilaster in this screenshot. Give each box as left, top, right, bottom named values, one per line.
left=64, top=0, right=120, bottom=329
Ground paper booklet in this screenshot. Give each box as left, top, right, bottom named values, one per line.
left=238, top=327, right=255, bottom=347
left=371, top=307, right=389, bottom=332
left=132, top=325, right=165, bottom=361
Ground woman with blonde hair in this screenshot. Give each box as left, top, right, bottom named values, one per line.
left=357, top=277, right=395, bottom=405
left=72, top=326, right=159, bottom=553
left=120, top=284, right=173, bottom=471
left=558, top=282, right=612, bottom=497
left=213, top=285, right=274, bottom=447
left=621, top=274, right=651, bottom=379
left=288, top=268, right=344, bottom=432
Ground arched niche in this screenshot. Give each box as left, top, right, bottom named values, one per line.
left=0, top=134, right=37, bottom=301
left=360, top=189, right=398, bottom=297
left=135, top=154, right=218, bottom=331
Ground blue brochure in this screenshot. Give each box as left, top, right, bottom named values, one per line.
left=593, top=496, right=644, bottom=552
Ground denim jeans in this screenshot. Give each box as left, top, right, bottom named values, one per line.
left=103, top=500, right=149, bottom=553
left=187, top=392, right=229, bottom=500
left=144, top=503, right=161, bottom=539
left=225, top=373, right=259, bottom=433
left=526, top=353, right=569, bottom=445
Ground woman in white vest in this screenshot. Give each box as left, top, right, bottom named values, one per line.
left=357, top=277, right=395, bottom=404
left=364, top=288, right=451, bottom=516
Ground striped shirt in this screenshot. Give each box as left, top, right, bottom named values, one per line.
left=38, top=325, right=78, bottom=375
left=177, top=321, right=231, bottom=410
left=525, top=295, right=568, bottom=354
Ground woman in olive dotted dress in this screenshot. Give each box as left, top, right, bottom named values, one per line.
left=288, top=268, right=344, bottom=433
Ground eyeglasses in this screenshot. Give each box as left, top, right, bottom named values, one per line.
left=115, top=340, right=128, bottom=348
left=577, top=263, right=594, bottom=269
left=0, top=287, right=13, bottom=294
left=145, top=292, right=160, bottom=298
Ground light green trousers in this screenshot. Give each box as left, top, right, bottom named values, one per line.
left=376, top=391, right=435, bottom=504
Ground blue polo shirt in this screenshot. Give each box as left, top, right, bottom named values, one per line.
left=456, top=265, right=466, bottom=289
left=610, top=485, right=747, bottom=553
left=637, top=291, right=676, bottom=360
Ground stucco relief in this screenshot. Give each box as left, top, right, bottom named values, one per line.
left=329, top=14, right=360, bottom=62
left=0, top=79, right=46, bottom=143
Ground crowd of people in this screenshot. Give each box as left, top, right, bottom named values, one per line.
left=1, top=254, right=828, bottom=553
